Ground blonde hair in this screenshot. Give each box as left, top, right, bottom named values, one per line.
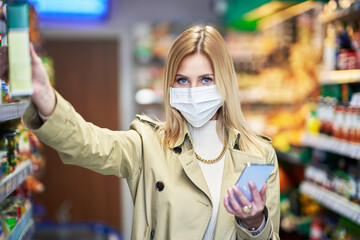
left=161, top=25, right=267, bottom=157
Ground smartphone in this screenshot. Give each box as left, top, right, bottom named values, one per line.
left=234, top=163, right=274, bottom=203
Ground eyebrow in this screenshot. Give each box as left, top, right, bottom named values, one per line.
left=175, top=73, right=214, bottom=78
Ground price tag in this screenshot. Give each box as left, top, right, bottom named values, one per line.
left=5, top=180, right=11, bottom=195
left=19, top=169, right=25, bottom=182
left=0, top=185, right=5, bottom=200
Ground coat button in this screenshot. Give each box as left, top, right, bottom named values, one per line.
left=173, top=147, right=182, bottom=154
left=155, top=181, right=164, bottom=191
left=151, top=229, right=155, bottom=239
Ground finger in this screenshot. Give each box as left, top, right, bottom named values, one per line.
left=249, top=181, right=262, bottom=204
left=233, top=185, right=251, bottom=207
left=227, top=187, right=243, bottom=214
left=224, top=193, right=236, bottom=215
left=29, top=42, right=41, bottom=64
left=260, top=183, right=267, bottom=203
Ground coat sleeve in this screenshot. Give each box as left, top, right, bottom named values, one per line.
left=235, top=146, right=280, bottom=240
left=22, top=90, right=144, bottom=179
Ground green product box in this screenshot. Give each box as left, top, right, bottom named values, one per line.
left=7, top=2, right=32, bottom=99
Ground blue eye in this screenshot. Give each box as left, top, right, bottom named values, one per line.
left=201, top=77, right=213, bottom=84
left=177, top=77, right=188, bottom=85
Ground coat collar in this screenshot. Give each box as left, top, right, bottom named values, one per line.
left=170, top=122, right=243, bottom=204
left=169, top=122, right=242, bottom=151
left=136, top=114, right=245, bottom=150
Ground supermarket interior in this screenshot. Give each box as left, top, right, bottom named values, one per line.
left=1, top=0, right=360, bottom=239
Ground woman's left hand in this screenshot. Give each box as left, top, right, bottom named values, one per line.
left=224, top=181, right=266, bottom=230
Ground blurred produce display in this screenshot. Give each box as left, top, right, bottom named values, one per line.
left=222, top=1, right=360, bottom=239
left=226, top=1, right=322, bottom=105
left=133, top=23, right=190, bottom=120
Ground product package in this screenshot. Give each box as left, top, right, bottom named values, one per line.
left=7, top=2, right=32, bottom=99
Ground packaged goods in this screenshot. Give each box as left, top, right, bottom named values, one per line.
left=7, top=3, right=32, bottom=99
left=0, top=198, right=28, bottom=236
left=306, top=110, right=321, bottom=135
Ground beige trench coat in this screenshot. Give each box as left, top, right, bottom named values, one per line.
left=23, top=91, right=280, bottom=240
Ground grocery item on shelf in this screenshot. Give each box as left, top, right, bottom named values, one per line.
left=235, top=1, right=360, bottom=238
left=0, top=1, right=47, bottom=239
left=0, top=2, right=51, bottom=106
left=7, top=2, right=32, bottom=100
left=0, top=120, right=43, bottom=239
left=320, top=0, right=360, bottom=72
left=0, top=196, right=32, bottom=239
left=306, top=110, right=321, bottom=135
left=0, top=197, right=29, bottom=233
left=302, top=139, right=360, bottom=203
left=226, top=6, right=321, bottom=105
left=307, top=88, right=360, bottom=144
left=0, top=80, right=9, bottom=104
left=280, top=189, right=316, bottom=237
left=0, top=7, right=8, bottom=106
left=265, top=103, right=311, bottom=150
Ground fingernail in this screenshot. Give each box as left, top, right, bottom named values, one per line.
left=248, top=181, right=255, bottom=187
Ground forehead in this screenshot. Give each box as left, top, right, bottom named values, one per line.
left=176, top=53, right=213, bottom=75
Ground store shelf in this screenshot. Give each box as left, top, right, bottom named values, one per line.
left=319, top=4, right=360, bottom=24
left=0, top=160, right=33, bottom=202
left=319, top=69, right=360, bottom=85
left=302, top=132, right=360, bottom=160
left=258, top=1, right=321, bottom=30
left=300, top=181, right=360, bottom=225
left=239, top=89, right=300, bottom=105
left=275, top=150, right=303, bottom=165
left=7, top=205, right=34, bottom=240
left=0, top=101, right=30, bottom=123
left=17, top=219, right=34, bottom=240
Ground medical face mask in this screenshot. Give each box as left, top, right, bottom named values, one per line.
left=169, top=85, right=223, bottom=128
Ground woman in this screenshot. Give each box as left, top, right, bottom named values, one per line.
left=24, top=25, right=280, bottom=239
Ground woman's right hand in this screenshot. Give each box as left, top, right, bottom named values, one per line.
left=224, top=181, right=267, bottom=230
left=29, top=43, right=56, bottom=117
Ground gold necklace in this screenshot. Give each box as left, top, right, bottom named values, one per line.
left=190, top=128, right=228, bottom=164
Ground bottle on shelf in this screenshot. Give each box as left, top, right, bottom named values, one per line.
left=311, top=87, right=360, bottom=144
left=331, top=20, right=360, bottom=71
left=306, top=110, right=321, bottom=135
left=333, top=103, right=346, bottom=139
left=323, top=23, right=337, bottom=71
left=309, top=216, right=323, bottom=240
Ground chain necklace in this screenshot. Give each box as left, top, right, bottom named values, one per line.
left=190, top=128, right=228, bottom=164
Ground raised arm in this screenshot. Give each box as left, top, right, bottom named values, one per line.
left=29, top=43, right=56, bottom=118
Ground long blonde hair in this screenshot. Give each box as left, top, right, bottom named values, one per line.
left=162, top=25, right=267, bottom=157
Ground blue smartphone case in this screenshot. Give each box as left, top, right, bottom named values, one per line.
left=235, top=163, right=274, bottom=202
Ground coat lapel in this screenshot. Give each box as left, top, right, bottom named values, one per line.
left=178, top=149, right=212, bottom=201
left=171, top=124, right=212, bottom=202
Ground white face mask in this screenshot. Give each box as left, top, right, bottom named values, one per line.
left=169, top=85, right=223, bottom=127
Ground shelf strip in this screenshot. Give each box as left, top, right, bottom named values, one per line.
left=0, top=160, right=33, bottom=202
left=0, top=101, right=30, bottom=123
left=275, top=150, right=303, bottom=165
left=320, top=70, right=360, bottom=85
left=319, top=4, right=360, bottom=24
left=302, top=133, right=360, bottom=160
left=300, top=181, right=360, bottom=225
